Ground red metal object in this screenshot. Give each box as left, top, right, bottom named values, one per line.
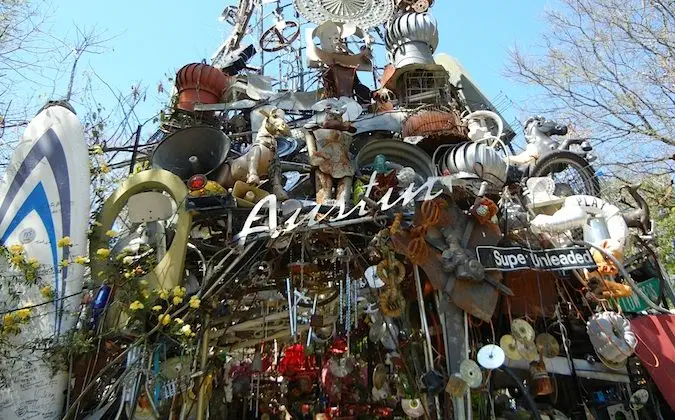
left=175, top=63, right=232, bottom=111
left=402, top=109, right=469, bottom=140
left=630, top=315, right=675, bottom=411
left=187, top=174, right=207, bottom=191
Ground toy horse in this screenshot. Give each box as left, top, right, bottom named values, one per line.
left=217, top=107, right=289, bottom=199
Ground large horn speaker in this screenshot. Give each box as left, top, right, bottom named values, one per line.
left=151, top=126, right=231, bottom=180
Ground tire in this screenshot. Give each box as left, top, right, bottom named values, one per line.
left=531, top=150, right=600, bottom=197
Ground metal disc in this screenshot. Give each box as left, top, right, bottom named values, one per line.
left=365, top=265, right=385, bottom=288
left=459, top=359, right=482, bottom=388
left=517, top=341, right=539, bottom=362
left=293, top=0, right=395, bottom=29
left=511, top=319, right=536, bottom=343
left=535, top=333, right=560, bottom=358
left=499, top=335, right=522, bottom=361
left=401, top=398, right=425, bottom=418
left=477, top=344, right=506, bottom=369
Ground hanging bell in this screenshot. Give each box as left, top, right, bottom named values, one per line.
left=529, top=360, right=553, bottom=396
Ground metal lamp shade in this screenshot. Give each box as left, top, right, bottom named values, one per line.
left=151, top=126, right=231, bottom=180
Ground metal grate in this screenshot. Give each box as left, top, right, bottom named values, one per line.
left=397, top=69, right=450, bottom=107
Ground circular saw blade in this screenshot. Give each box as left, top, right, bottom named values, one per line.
left=535, top=333, right=560, bottom=358
left=477, top=344, right=506, bottom=369
left=511, top=319, right=536, bottom=343
left=459, top=359, right=483, bottom=388
left=499, top=335, right=522, bottom=361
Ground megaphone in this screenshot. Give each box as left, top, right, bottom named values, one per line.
left=151, top=126, right=231, bottom=180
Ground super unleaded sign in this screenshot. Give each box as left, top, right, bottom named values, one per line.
left=476, top=246, right=597, bottom=272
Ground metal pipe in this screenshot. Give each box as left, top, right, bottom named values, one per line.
left=196, top=315, right=211, bottom=420
left=413, top=265, right=434, bottom=371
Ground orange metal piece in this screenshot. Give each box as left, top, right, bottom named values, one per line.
left=175, top=63, right=233, bottom=111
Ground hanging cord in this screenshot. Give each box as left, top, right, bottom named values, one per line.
left=498, top=366, right=543, bottom=420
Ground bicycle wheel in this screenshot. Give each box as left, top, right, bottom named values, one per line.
left=531, top=150, right=600, bottom=197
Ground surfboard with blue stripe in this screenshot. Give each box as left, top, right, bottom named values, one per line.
left=0, top=102, right=89, bottom=419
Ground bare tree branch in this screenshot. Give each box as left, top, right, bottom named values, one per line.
left=507, top=0, right=675, bottom=176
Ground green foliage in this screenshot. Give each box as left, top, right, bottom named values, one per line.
left=655, top=207, right=675, bottom=274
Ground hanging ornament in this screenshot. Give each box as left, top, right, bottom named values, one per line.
left=379, top=287, right=405, bottom=317
left=499, top=335, right=522, bottom=361
left=445, top=373, right=469, bottom=398
left=477, top=344, right=506, bottom=369
left=401, top=398, right=425, bottom=418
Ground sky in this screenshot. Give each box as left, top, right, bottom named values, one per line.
left=43, top=0, right=549, bottom=146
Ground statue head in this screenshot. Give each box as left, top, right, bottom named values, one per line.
left=259, top=107, right=291, bottom=137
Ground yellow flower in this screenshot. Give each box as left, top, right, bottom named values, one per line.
left=3, top=313, right=15, bottom=326
left=129, top=301, right=144, bottom=311
left=141, top=289, right=150, bottom=299
left=16, top=308, right=31, bottom=321
left=172, top=296, right=183, bottom=306
left=40, top=286, right=54, bottom=299
left=172, top=286, right=186, bottom=298
left=57, top=237, right=73, bottom=248
left=27, top=257, right=40, bottom=268
left=158, top=314, right=171, bottom=326
left=139, top=280, right=148, bottom=287
left=189, top=296, right=201, bottom=309
left=105, top=230, right=118, bottom=238
left=179, top=324, right=194, bottom=337
left=174, top=318, right=184, bottom=325
left=10, top=255, right=23, bottom=266
left=151, top=305, right=163, bottom=312
left=92, top=221, right=103, bottom=227
left=9, top=244, right=24, bottom=254
left=73, top=256, right=89, bottom=265
left=59, top=259, right=69, bottom=268
left=100, top=163, right=110, bottom=174
left=91, top=145, right=104, bottom=155
left=96, top=248, right=111, bottom=259
left=158, top=289, right=169, bottom=300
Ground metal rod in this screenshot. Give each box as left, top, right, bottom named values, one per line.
left=286, top=278, right=294, bottom=337
left=414, top=265, right=434, bottom=371
left=196, top=315, right=211, bottom=420
left=128, top=124, right=142, bottom=174
left=306, top=294, right=319, bottom=347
